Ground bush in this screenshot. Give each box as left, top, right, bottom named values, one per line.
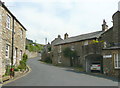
left=63, top=47, right=77, bottom=66
left=14, top=68, right=19, bottom=71
left=18, top=53, right=28, bottom=70
left=44, top=57, right=52, bottom=63
left=5, top=65, right=11, bottom=76
left=63, top=47, right=77, bottom=58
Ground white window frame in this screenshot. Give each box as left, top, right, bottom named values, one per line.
left=114, top=53, right=120, bottom=69
left=71, top=45, right=75, bottom=51
left=20, top=28, right=23, bottom=38
left=5, top=44, right=10, bottom=58
left=14, top=47, right=17, bottom=59
left=84, top=41, right=88, bottom=46
left=20, top=50, right=22, bottom=60
left=58, top=56, right=62, bottom=63
left=59, top=45, right=62, bottom=53
left=6, top=14, right=11, bottom=29
left=104, top=42, right=107, bottom=48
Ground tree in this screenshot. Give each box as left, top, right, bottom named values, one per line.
left=63, top=47, right=77, bottom=66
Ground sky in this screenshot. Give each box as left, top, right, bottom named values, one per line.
left=2, top=0, right=120, bottom=44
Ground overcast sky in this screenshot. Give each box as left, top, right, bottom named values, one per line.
left=2, top=0, right=120, bottom=44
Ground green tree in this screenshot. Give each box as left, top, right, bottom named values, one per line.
left=63, top=47, right=77, bottom=66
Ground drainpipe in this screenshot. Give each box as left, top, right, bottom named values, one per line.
left=11, top=17, right=15, bottom=76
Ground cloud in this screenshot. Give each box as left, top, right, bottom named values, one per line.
left=2, top=0, right=119, bottom=44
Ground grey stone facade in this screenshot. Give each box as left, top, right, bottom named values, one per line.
left=0, top=1, right=26, bottom=76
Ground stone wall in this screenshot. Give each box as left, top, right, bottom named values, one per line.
left=25, top=50, right=38, bottom=59
left=102, top=50, right=120, bottom=77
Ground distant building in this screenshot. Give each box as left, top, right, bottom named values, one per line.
left=41, top=35, right=63, bottom=62
left=0, top=1, right=27, bottom=76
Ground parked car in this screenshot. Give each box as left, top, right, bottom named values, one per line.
left=90, top=63, right=101, bottom=72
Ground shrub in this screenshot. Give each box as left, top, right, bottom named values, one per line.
left=5, top=65, right=11, bottom=76
left=63, top=47, right=77, bottom=66
left=18, top=53, right=28, bottom=70
left=44, top=57, right=52, bottom=63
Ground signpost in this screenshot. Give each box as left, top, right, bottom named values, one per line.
left=103, top=55, right=112, bottom=59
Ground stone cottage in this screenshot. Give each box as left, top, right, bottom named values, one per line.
left=0, top=1, right=26, bottom=76
left=52, top=11, right=120, bottom=77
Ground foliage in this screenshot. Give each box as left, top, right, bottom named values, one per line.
left=91, top=40, right=104, bottom=44
left=63, top=47, right=77, bottom=66
left=26, top=43, right=44, bottom=52
left=63, top=47, right=77, bottom=58
left=18, top=53, right=28, bottom=70
left=5, top=65, right=11, bottom=76
left=48, top=47, right=51, bottom=52
left=44, top=57, right=52, bottom=63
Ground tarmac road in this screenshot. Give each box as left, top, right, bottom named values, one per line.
left=2, top=57, right=119, bottom=86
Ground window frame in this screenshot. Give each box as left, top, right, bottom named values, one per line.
left=14, top=47, right=18, bottom=59
left=6, top=14, right=11, bottom=29
left=84, top=41, right=88, bottom=46
left=58, top=56, right=62, bottom=63
left=20, top=50, right=22, bottom=60
left=114, top=53, right=120, bottom=69
left=20, top=28, right=23, bottom=38
left=5, top=44, right=10, bottom=58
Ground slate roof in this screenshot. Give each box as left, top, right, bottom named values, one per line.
left=55, top=31, right=104, bottom=45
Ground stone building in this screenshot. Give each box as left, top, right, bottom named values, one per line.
left=41, top=35, right=63, bottom=63
left=0, top=1, right=26, bottom=76
left=52, top=11, right=120, bottom=77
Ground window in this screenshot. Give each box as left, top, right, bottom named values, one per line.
left=84, top=41, right=88, bottom=46
left=114, top=53, right=120, bottom=69
left=14, top=47, right=18, bottom=59
left=6, top=14, right=11, bottom=29
left=20, top=50, right=22, bottom=60
left=59, top=45, right=62, bottom=53
left=104, top=42, right=107, bottom=48
left=20, top=29, right=23, bottom=38
left=71, top=45, right=75, bottom=51
left=6, top=44, right=10, bottom=58
left=58, top=56, right=62, bottom=63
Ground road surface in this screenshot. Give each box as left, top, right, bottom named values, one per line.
left=3, top=57, right=118, bottom=86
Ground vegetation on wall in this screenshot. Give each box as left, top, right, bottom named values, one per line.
left=63, top=47, right=77, bottom=58
left=18, top=53, right=28, bottom=70
left=63, top=47, right=77, bottom=66
left=90, top=40, right=104, bottom=44
left=26, top=43, right=44, bottom=52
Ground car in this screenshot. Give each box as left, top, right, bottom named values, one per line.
left=90, top=63, right=101, bottom=71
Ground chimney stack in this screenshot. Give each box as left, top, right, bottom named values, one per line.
left=58, top=35, right=61, bottom=38
left=64, top=33, right=68, bottom=39
left=102, top=19, right=108, bottom=31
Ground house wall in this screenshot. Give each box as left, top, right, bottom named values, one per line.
left=53, top=39, right=95, bottom=67
left=0, top=2, right=26, bottom=76
left=102, top=50, right=120, bottom=77
left=112, top=11, right=120, bottom=43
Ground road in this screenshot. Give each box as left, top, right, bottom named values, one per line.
left=3, top=57, right=118, bottom=86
